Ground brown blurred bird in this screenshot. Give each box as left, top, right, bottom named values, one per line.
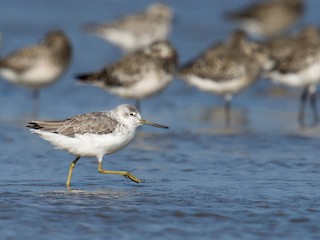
left=265, top=27, right=320, bottom=126
left=0, top=30, right=72, bottom=116
left=179, top=31, right=270, bottom=126
left=84, top=3, right=173, bottom=54
left=226, top=0, right=304, bottom=38
left=76, top=41, right=177, bottom=111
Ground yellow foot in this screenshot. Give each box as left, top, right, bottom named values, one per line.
left=124, top=172, right=143, bottom=183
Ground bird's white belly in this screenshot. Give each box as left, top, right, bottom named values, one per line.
left=268, top=62, right=320, bottom=88
left=110, top=71, right=172, bottom=99
left=184, top=74, right=250, bottom=96
left=103, top=29, right=139, bottom=52
left=240, top=20, right=264, bottom=37
left=102, top=24, right=170, bottom=52
left=32, top=130, right=135, bottom=160
left=0, top=62, right=62, bottom=88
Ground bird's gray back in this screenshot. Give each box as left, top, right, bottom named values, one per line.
left=29, top=112, right=119, bottom=137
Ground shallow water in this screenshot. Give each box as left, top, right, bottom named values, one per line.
left=1, top=0, right=320, bottom=239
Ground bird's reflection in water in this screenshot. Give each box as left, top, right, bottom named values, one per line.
left=199, top=107, right=249, bottom=135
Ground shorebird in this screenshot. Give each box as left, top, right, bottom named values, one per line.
left=226, top=0, right=304, bottom=38
left=0, top=30, right=72, bottom=116
left=84, top=3, right=173, bottom=54
left=76, top=40, right=178, bottom=111
left=179, top=31, right=270, bottom=126
left=266, top=27, right=320, bottom=126
left=27, top=104, right=168, bottom=186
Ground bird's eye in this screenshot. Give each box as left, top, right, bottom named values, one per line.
left=129, top=113, right=135, bottom=116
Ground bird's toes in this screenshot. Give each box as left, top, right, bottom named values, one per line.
left=125, top=172, right=143, bottom=183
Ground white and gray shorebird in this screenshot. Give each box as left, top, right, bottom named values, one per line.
left=76, top=40, right=178, bottom=111
left=179, top=31, right=270, bottom=126
left=266, top=27, right=320, bottom=126
left=0, top=30, right=72, bottom=116
left=84, top=3, right=173, bottom=53
left=226, top=0, right=304, bottom=38
left=26, top=104, right=168, bottom=186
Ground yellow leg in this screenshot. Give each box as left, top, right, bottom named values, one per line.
left=97, top=162, right=142, bottom=183
left=66, top=156, right=80, bottom=186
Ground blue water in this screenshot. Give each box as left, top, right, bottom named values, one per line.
left=1, top=0, right=320, bottom=239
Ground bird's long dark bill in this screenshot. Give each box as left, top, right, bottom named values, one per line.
left=140, top=119, right=169, bottom=129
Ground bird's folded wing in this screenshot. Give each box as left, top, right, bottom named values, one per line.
left=0, top=46, right=49, bottom=73
left=28, top=112, right=119, bottom=137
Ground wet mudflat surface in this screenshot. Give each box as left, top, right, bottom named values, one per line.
left=1, top=1, right=320, bottom=239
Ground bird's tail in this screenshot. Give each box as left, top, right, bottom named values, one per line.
left=26, top=120, right=65, bottom=133
left=75, top=72, right=98, bottom=83
left=26, top=121, right=42, bottom=130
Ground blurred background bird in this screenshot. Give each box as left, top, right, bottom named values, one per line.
left=226, top=0, right=304, bottom=38
left=0, top=30, right=72, bottom=117
left=76, top=40, right=178, bottom=111
left=265, top=26, right=320, bottom=126
left=180, top=31, right=270, bottom=126
left=83, top=3, right=173, bottom=54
